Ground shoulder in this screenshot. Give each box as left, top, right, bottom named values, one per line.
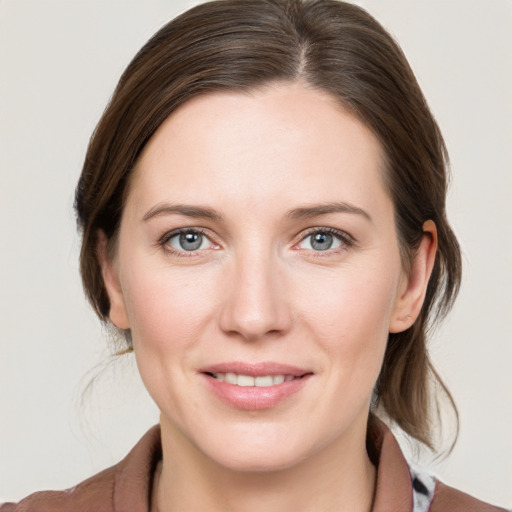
left=408, top=467, right=509, bottom=512
left=368, top=418, right=509, bottom=512
left=0, top=465, right=117, bottom=512
left=1, top=425, right=162, bottom=512
left=429, top=480, right=509, bottom=512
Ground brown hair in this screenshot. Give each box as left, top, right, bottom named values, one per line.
left=75, top=0, right=462, bottom=450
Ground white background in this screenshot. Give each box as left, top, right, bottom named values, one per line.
left=0, top=0, right=511, bottom=507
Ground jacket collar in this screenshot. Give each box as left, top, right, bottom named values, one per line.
left=369, top=417, right=413, bottom=511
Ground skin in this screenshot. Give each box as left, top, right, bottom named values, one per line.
left=99, top=82, right=437, bottom=512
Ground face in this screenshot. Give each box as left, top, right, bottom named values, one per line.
left=101, top=82, right=431, bottom=472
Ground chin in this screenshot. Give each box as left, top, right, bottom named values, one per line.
left=191, top=418, right=337, bottom=474
left=205, top=440, right=309, bottom=473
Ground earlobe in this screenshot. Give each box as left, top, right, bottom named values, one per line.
left=389, top=220, right=438, bottom=333
left=96, top=230, right=130, bottom=330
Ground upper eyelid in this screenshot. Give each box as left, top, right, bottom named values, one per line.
left=297, top=227, right=354, bottom=243
left=160, top=227, right=211, bottom=243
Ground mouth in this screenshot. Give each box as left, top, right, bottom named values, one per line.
left=199, top=362, right=313, bottom=410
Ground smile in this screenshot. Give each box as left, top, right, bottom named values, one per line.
left=209, top=373, right=297, bottom=386
left=200, top=362, right=312, bottom=410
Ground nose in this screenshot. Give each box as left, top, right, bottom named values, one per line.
left=218, top=250, right=292, bottom=342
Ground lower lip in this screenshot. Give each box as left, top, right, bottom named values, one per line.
left=202, top=374, right=311, bottom=410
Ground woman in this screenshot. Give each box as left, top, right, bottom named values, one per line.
left=1, top=0, right=508, bottom=510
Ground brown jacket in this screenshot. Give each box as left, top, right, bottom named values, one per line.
left=1, top=423, right=507, bottom=512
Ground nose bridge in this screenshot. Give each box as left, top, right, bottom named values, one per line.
left=219, top=241, right=291, bottom=341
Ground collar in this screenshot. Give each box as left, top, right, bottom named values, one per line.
left=369, top=417, right=414, bottom=511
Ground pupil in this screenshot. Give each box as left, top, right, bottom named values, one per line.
left=312, top=233, right=333, bottom=251
left=179, top=232, right=202, bottom=251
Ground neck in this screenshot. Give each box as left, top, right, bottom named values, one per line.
left=153, top=415, right=376, bottom=512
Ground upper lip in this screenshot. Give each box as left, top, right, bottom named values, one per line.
left=199, top=361, right=311, bottom=377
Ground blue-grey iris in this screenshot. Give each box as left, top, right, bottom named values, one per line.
left=179, top=232, right=203, bottom=251
left=311, top=232, right=333, bottom=251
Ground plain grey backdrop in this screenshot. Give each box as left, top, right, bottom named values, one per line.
left=1, top=0, right=511, bottom=507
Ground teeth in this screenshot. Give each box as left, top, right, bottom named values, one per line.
left=273, top=375, right=285, bottom=384
left=255, top=376, right=273, bottom=387
left=225, top=373, right=237, bottom=385
left=237, top=375, right=254, bottom=387
left=212, top=373, right=295, bottom=387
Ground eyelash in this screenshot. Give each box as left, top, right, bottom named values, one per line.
left=296, top=227, right=355, bottom=256
left=158, top=228, right=214, bottom=258
left=157, top=227, right=355, bottom=258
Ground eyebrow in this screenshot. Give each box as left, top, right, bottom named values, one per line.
left=142, top=203, right=223, bottom=222
left=286, top=201, right=372, bottom=222
left=142, top=201, right=371, bottom=223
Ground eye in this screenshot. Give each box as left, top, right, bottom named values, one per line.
left=164, top=229, right=213, bottom=252
left=297, top=229, right=351, bottom=252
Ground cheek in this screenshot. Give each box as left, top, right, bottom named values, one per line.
left=299, top=265, right=398, bottom=337
left=295, top=263, right=400, bottom=380
left=121, top=262, right=220, bottom=353
left=119, top=264, right=222, bottom=417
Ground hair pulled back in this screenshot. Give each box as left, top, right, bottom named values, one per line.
left=75, top=0, right=462, bottom=450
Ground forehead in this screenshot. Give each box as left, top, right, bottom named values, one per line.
left=128, top=82, right=387, bottom=216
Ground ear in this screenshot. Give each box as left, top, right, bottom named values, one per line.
left=389, top=220, right=438, bottom=333
left=96, top=230, right=130, bottom=330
